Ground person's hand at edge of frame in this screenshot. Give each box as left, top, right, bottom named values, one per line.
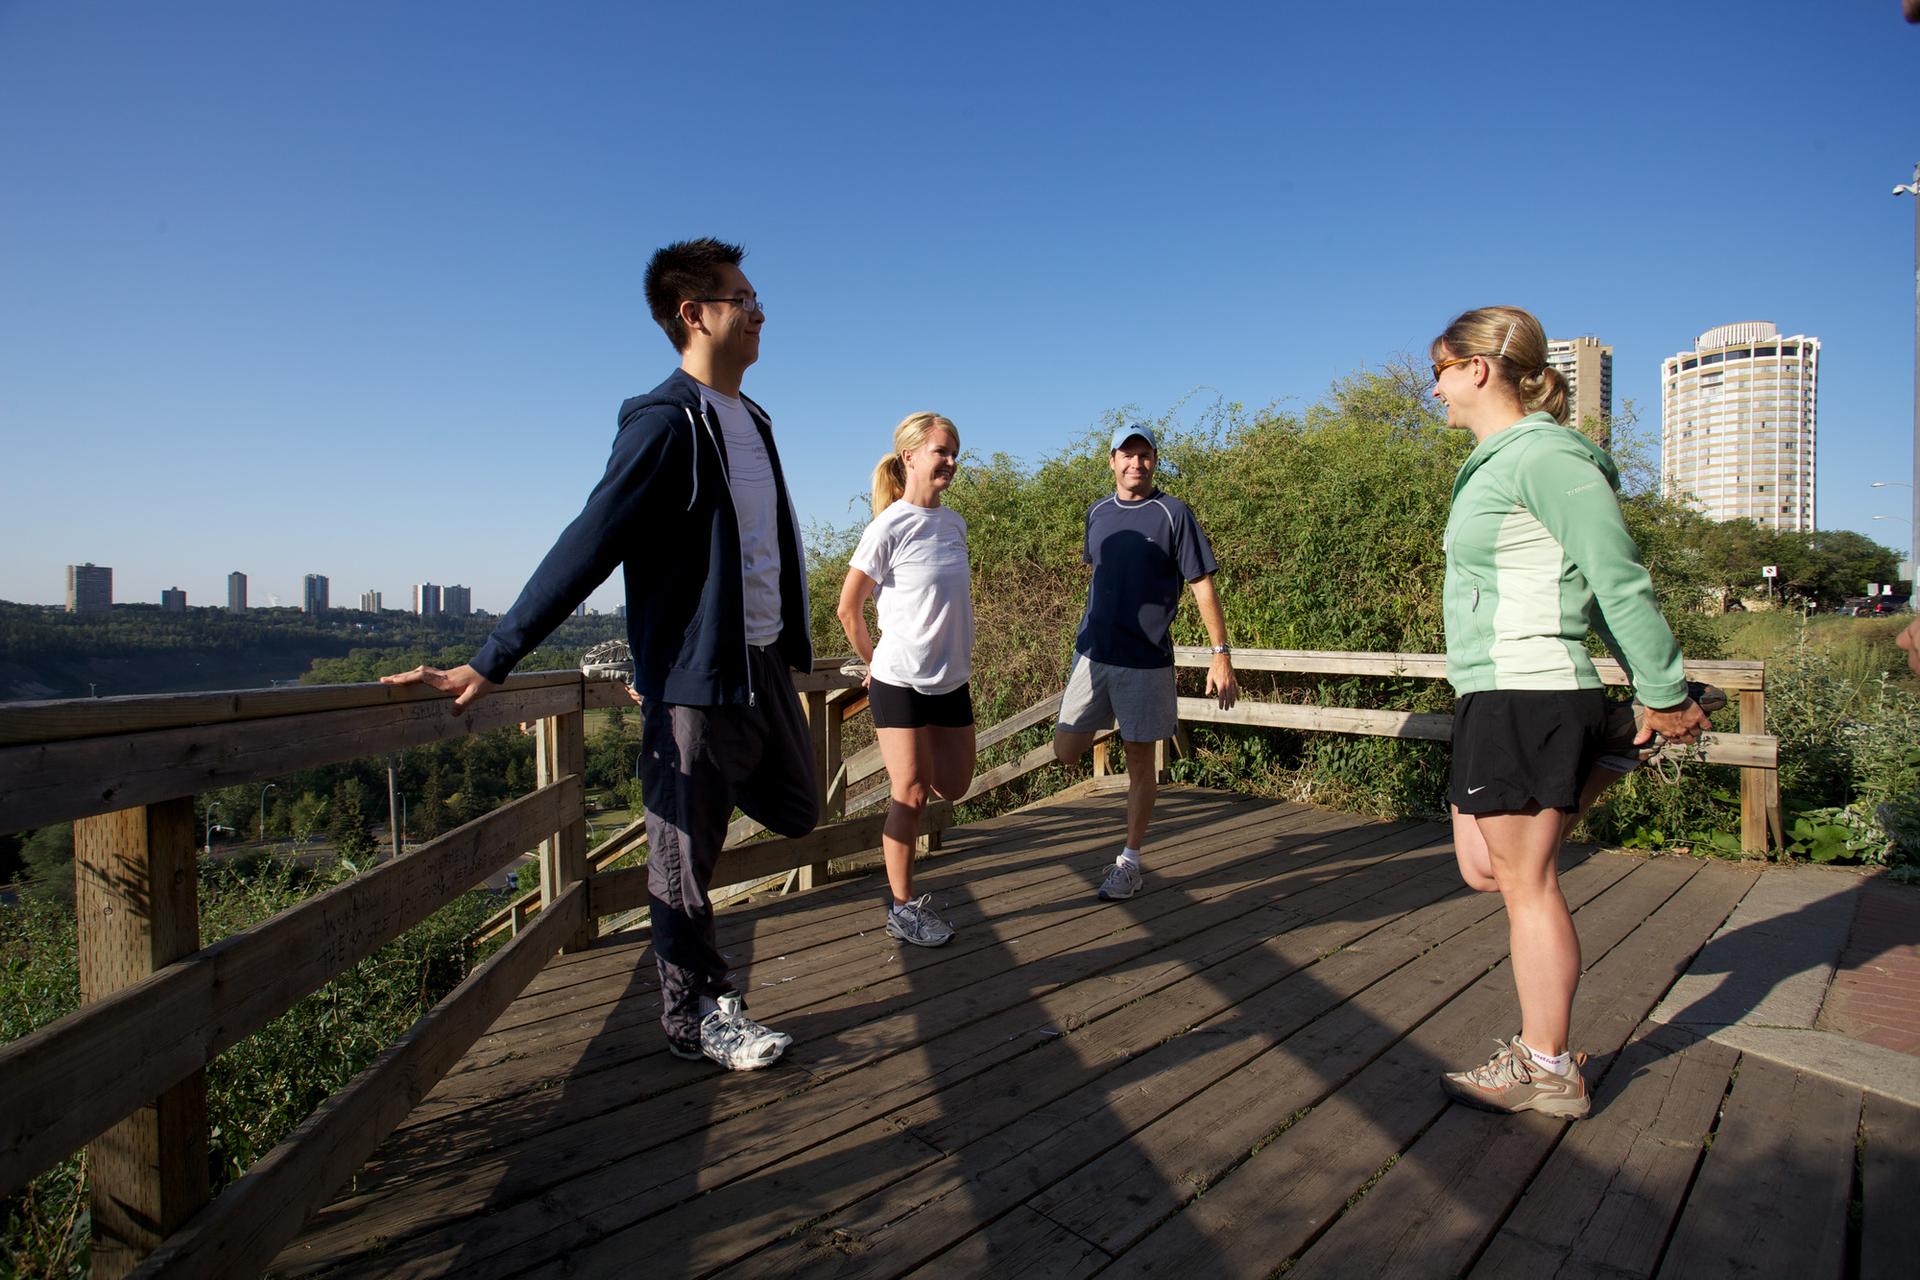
left=1207, top=653, right=1239, bottom=711
left=380, top=663, right=498, bottom=711
left=1637, top=698, right=1711, bottom=747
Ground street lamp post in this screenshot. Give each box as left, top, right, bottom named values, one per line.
left=259, top=782, right=279, bottom=841
left=1894, top=164, right=1920, bottom=587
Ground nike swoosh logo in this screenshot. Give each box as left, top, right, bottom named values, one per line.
left=1467, top=785, right=1487, bottom=795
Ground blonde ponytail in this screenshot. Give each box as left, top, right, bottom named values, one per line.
left=871, top=454, right=908, bottom=516
left=1517, top=365, right=1570, bottom=424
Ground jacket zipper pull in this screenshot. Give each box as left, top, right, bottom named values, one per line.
left=1472, top=586, right=1481, bottom=611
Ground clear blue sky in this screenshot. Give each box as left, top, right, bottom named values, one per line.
left=2, top=1, right=1915, bottom=612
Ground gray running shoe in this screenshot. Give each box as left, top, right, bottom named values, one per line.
left=1440, top=1036, right=1590, bottom=1119
left=1597, top=681, right=1727, bottom=775
left=1097, top=858, right=1143, bottom=901
left=886, top=895, right=955, bottom=947
left=698, top=994, right=790, bottom=1070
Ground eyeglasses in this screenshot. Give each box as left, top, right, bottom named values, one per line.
left=1430, top=354, right=1477, bottom=382
left=691, top=294, right=764, bottom=316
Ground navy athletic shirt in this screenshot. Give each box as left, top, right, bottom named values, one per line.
left=1073, top=489, right=1219, bottom=669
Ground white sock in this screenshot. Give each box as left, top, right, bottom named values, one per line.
left=1518, top=1038, right=1572, bottom=1075
left=1119, top=847, right=1141, bottom=869
left=889, top=899, right=910, bottom=915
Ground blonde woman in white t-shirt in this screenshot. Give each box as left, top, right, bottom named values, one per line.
left=836, top=413, right=977, bottom=947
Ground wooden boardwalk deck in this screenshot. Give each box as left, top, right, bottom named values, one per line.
left=272, top=786, right=1917, bottom=1279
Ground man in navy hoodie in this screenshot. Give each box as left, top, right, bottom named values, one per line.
left=383, top=238, right=817, bottom=1070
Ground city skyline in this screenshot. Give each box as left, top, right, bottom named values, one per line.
left=2, top=4, right=1914, bottom=608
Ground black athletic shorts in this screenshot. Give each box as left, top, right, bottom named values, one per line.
left=1449, top=689, right=1607, bottom=814
left=868, top=678, right=975, bottom=730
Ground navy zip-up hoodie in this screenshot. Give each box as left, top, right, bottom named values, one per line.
left=469, top=369, right=813, bottom=705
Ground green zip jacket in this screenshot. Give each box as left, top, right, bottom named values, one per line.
left=1443, top=412, right=1687, bottom=709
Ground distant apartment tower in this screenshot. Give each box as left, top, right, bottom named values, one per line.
left=303, top=573, right=330, bottom=616
left=65, top=563, right=112, bottom=614
left=1547, top=337, right=1613, bottom=447
left=444, top=584, right=472, bottom=617
left=228, top=570, right=247, bottom=613
left=161, top=587, right=187, bottom=612
left=413, top=583, right=442, bottom=617
left=360, top=590, right=382, bottom=613
left=1661, top=322, right=1819, bottom=532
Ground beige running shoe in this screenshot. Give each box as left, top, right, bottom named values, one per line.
left=1440, top=1037, right=1590, bottom=1119
left=1596, top=681, right=1728, bottom=777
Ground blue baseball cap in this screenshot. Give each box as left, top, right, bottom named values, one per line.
left=1109, top=423, right=1158, bottom=453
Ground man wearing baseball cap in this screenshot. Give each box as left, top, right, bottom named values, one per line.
left=1053, top=423, right=1238, bottom=900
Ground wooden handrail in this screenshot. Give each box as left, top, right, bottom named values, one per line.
left=0, top=777, right=578, bottom=1201
left=1171, top=645, right=1767, bottom=691
left=129, top=882, right=590, bottom=1280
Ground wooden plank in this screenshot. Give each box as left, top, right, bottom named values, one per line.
left=536, top=713, right=592, bottom=952
left=1170, top=648, right=1765, bottom=690
left=298, top=806, right=1425, bottom=1277
left=580, top=679, right=633, bottom=710
left=1740, top=689, right=1768, bottom=853
left=1656, top=1056, right=1857, bottom=1278
left=1470, top=1023, right=1736, bottom=1280
left=0, top=778, right=577, bottom=1198
left=0, top=670, right=585, bottom=748
left=720, top=837, right=1500, bottom=1280
left=789, top=670, right=868, bottom=694
left=591, top=802, right=954, bottom=917
left=1288, top=863, right=1759, bottom=1279
left=128, top=884, right=586, bottom=1280
left=413, top=792, right=1279, bottom=1124
left=846, top=728, right=1110, bottom=817
left=1090, top=855, right=1695, bottom=1275
left=1861, top=1092, right=1920, bottom=1280
left=1177, top=699, right=1776, bottom=767
left=74, top=799, right=209, bottom=1279
left=899, top=1205, right=1109, bottom=1280
left=277, top=796, right=1374, bottom=1268
left=0, top=683, right=581, bottom=836
left=1179, top=696, right=1454, bottom=740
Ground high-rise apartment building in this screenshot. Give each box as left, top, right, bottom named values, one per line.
left=161, top=587, right=187, bottom=612
left=228, top=570, right=247, bottom=613
left=65, top=563, right=112, bottom=614
left=1547, top=337, right=1613, bottom=446
left=1660, top=322, right=1819, bottom=532
left=304, top=574, right=330, bottom=616
left=413, top=583, right=442, bottom=616
left=360, top=590, right=383, bottom=613
left=444, top=584, right=472, bottom=616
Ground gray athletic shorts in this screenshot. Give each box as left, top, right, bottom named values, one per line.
left=1057, top=653, right=1177, bottom=743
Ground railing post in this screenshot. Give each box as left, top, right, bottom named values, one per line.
left=1091, top=738, right=1111, bottom=777
left=536, top=710, right=593, bottom=951
left=797, top=688, right=837, bottom=890
left=72, top=799, right=209, bottom=1278
left=1738, top=682, right=1783, bottom=854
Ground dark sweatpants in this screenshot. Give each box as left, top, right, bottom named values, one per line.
left=641, top=643, right=819, bottom=1048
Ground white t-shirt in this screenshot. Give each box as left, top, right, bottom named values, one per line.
left=849, top=500, right=974, bottom=695
left=701, top=387, right=784, bottom=646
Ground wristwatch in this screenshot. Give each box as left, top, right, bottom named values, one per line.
left=1211, top=645, right=1231, bottom=655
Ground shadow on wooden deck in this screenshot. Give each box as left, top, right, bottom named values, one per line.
left=272, top=786, right=1917, bottom=1279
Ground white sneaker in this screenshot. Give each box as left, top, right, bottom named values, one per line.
left=698, top=994, right=790, bottom=1070
left=1097, top=858, right=1142, bottom=901
left=885, top=895, right=955, bottom=947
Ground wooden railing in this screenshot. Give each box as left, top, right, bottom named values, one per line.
left=0, top=646, right=1775, bottom=1278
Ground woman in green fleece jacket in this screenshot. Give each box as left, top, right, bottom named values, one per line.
left=1429, top=306, right=1711, bottom=1120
